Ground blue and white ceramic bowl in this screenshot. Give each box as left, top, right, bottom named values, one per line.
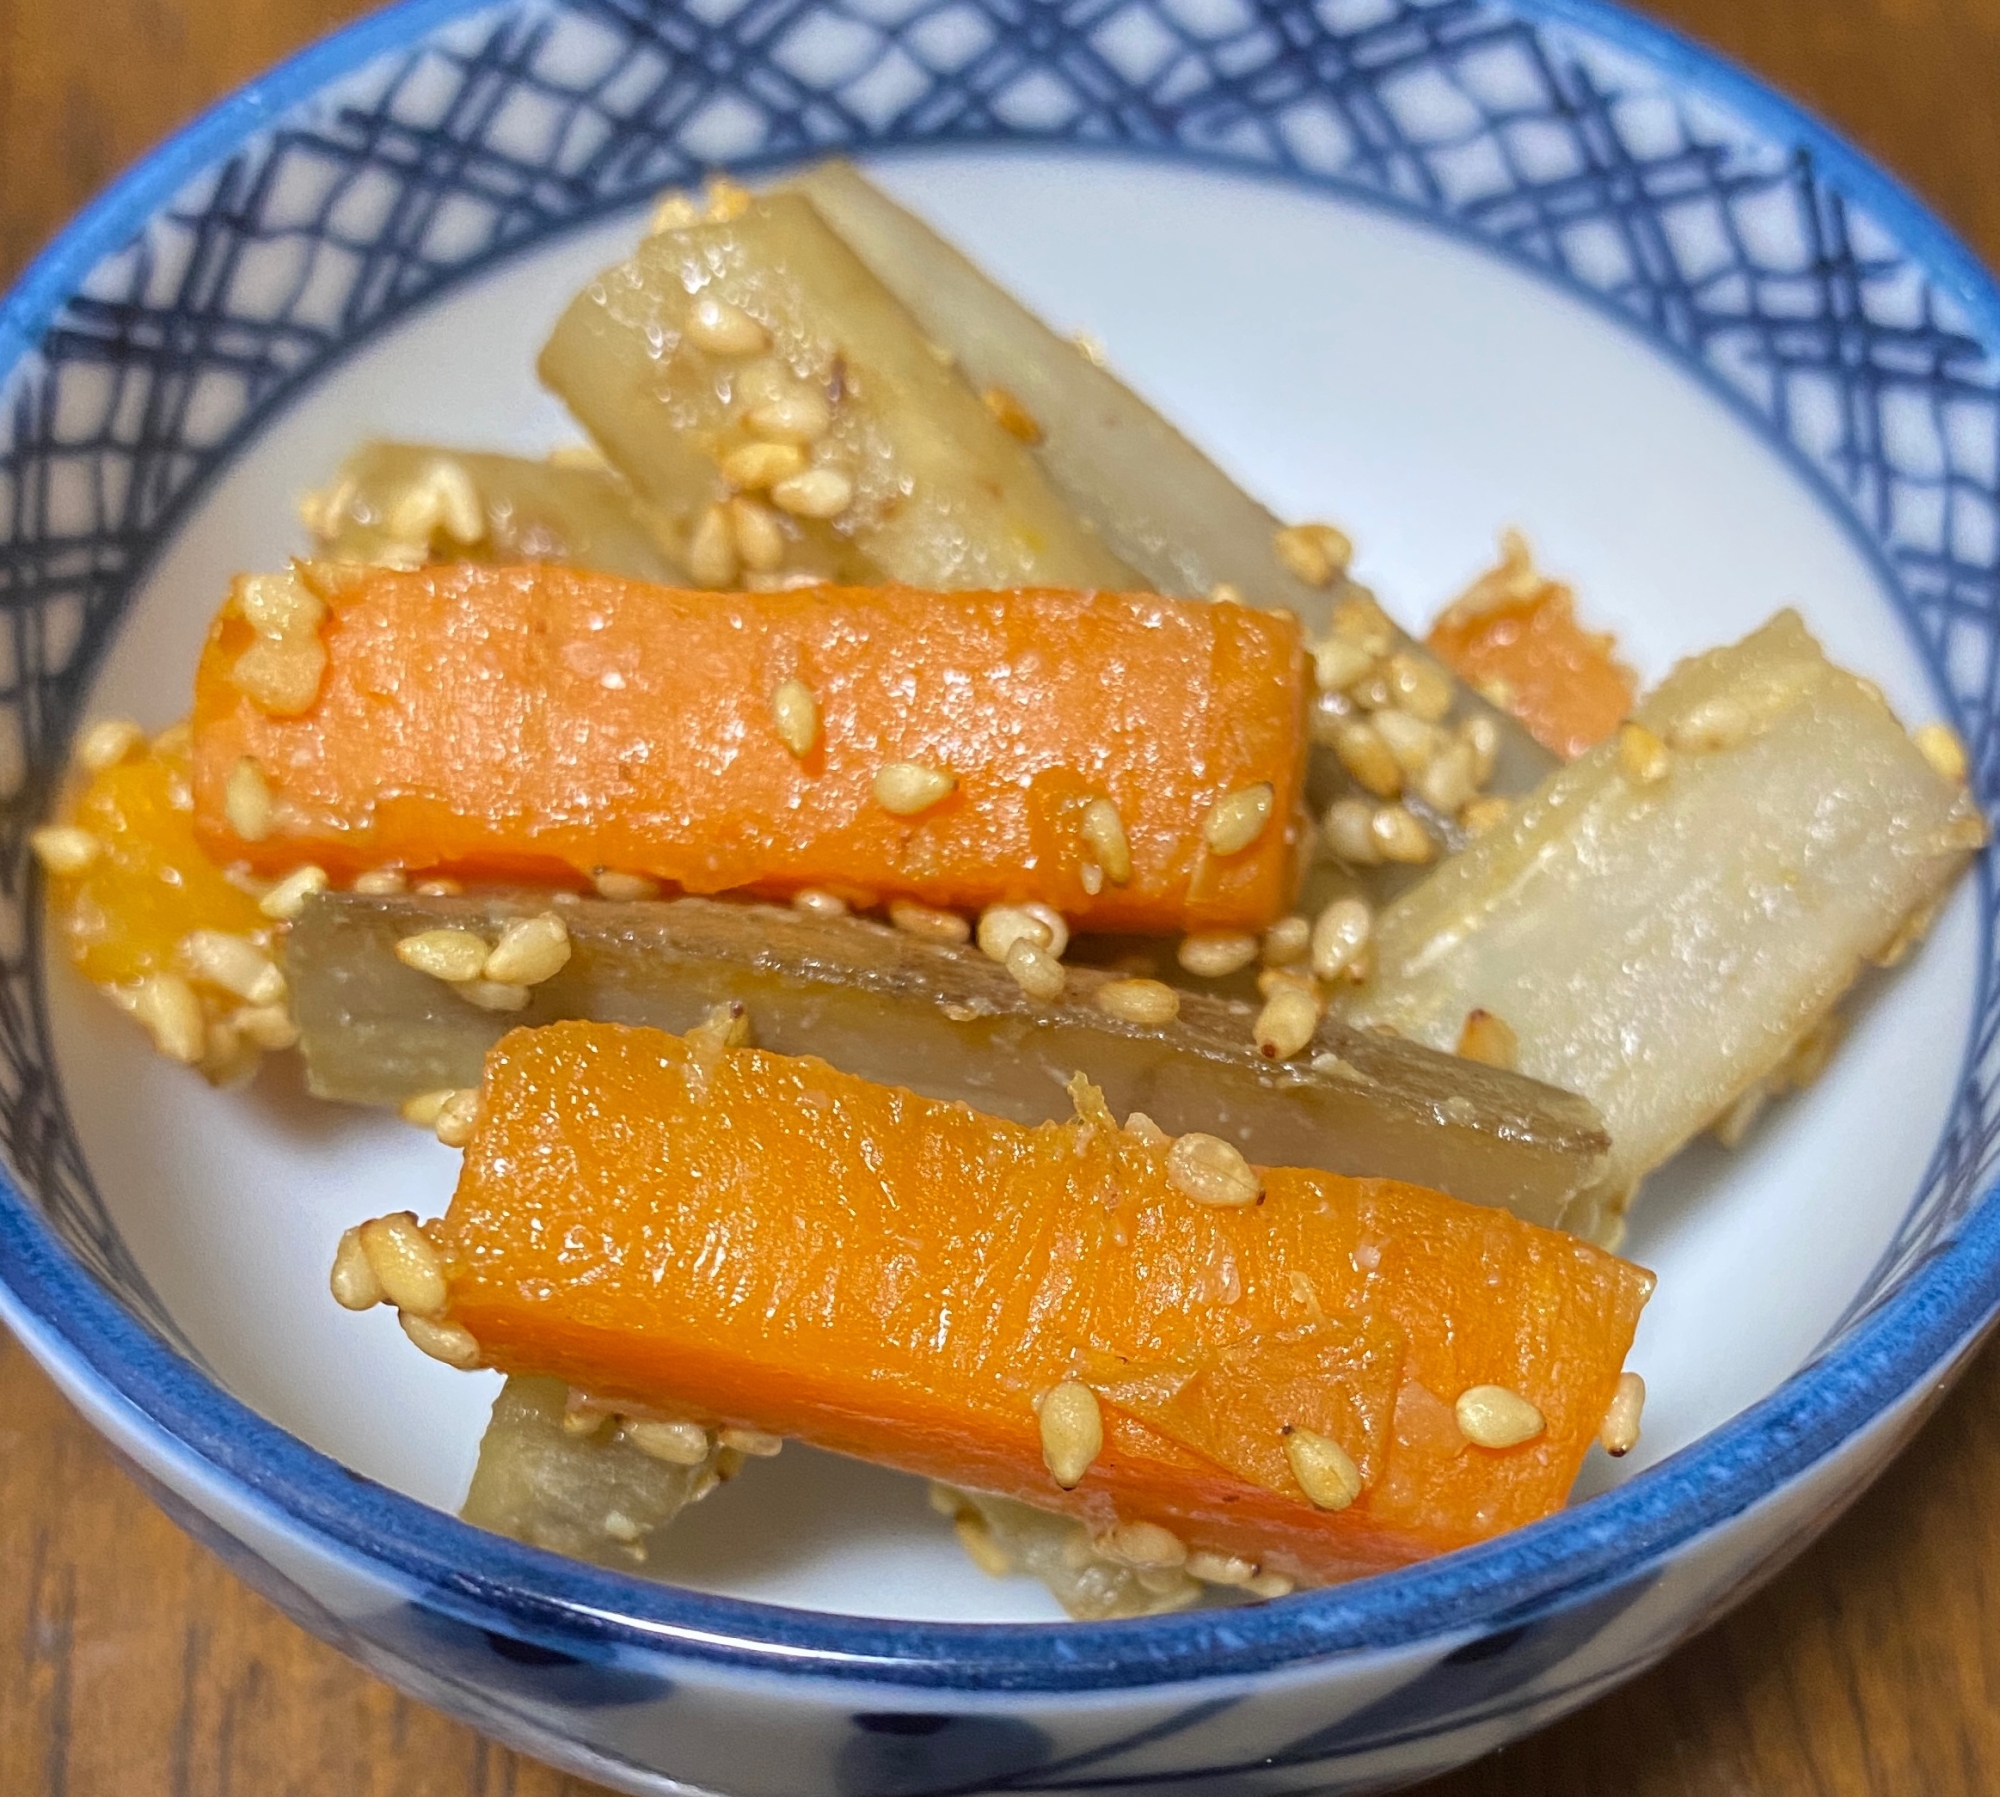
left=3, top=0, right=1998, bottom=1790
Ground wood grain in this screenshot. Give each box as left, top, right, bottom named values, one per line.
left=3, top=0, right=1999, bottom=1791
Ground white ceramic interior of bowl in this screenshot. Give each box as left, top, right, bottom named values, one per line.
left=47, top=148, right=1980, bottom=1624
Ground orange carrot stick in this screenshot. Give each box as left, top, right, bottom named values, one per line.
left=1428, top=537, right=1635, bottom=759
left=193, top=565, right=1307, bottom=932
left=424, top=1020, right=1653, bottom=1584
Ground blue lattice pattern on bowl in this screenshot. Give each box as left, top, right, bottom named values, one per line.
left=4, top=0, right=2000, bottom=1789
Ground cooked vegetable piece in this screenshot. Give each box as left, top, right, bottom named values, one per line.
left=1427, top=533, right=1636, bottom=758
left=462, top=1375, right=737, bottom=1564
left=41, top=724, right=287, bottom=1083
left=931, top=1486, right=1208, bottom=1618
left=541, top=190, right=1135, bottom=591
left=790, top=162, right=1556, bottom=868
left=193, top=564, right=1308, bottom=932
left=1342, top=611, right=1987, bottom=1244
left=301, top=442, right=679, bottom=582
left=416, top=1020, right=1652, bottom=1584
left=288, top=889, right=1610, bottom=1224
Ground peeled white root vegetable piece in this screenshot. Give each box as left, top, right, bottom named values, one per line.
left=1340, top=610, right=1986, bottom=1244
left=539, top=189, right=1136, bottom=592
left=302, top=441, right=681, bottom=582
left=462, top=1375, right=738, bottom=1565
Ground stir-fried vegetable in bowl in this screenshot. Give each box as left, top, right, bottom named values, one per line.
left=34, top=160, right=1987, bottom=1624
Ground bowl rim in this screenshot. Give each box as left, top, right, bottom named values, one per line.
left=2, top=0, right=1998, bottom=1696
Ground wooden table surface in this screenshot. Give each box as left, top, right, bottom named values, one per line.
left=5, top=0, right=2000, bottom=1791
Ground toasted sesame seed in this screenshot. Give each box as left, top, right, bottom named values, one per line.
left=720, top=440, right=807, bottom=491
left=1095, top=978, right=1180, bottom=1025
left=483, top=912, right=572, bottom=987
left=1005, top=938, right=1066, bottom=1001
left=1455, top=1384, right=1545, bottom=1449
left=747, top=387, right=833, bottom=445
left=395, top=928, right=490, bottom=983
left=1461, top=794, right=1511, bottom=837
left=1310, top=896, right=1373, bottom=982
left=1375, top=708, right=1447, bottom=782
left=1669, top=695, right=1753, bottom=753
left=1599, top=1370, right=1646, bottom=1456
left=730, top=496, right=787, bottom=574
left=685, top=294, right=769, bottom=356
left=1618, top=722, right=1671, bottom=785
left=400, top=1312, right=482, bottom=1369
left=30, top=825, right=101, bottom=877
left=224, top=757, right=276, bottom=842
left=1166, top=1132, right=1262, bottom=1207
left=1461, top=713, right=1501, bottom=785
left=593, top=868, right=661, bottom=901
left=1261, top=915, right=1311, bottom=967
left=688, top=502, right=738, bottom=588
left=1284, top=1426, right=1363, bottom=1510
left=977, top=902, right=1065, bottom=963
left=433, top=1088, right=483, bottom=1148
left=874, top=761, right=956, bottom=815
left=1255, top=980, right=1322, bottom=1060
left=1369, top=804, right=1435, bottom=864
left=1177, top=930, right=1259, bottom=979
left=1273, top=521, right=1352, bottom=588
left=455, top=978, right=533, bottom=1013
left=1915, top=721, right=1969, bottom=784
left=770, top=466, right=855, bottom=519
left=1246, top=1571, right=1295, bottom=1600
left=130, top=972, right=206, bottom=1064
left=623, top=1418, right=712, bottom=1465
left=1037, top=1380, right=1102, bottom=1488
left=1334, top=719, right=1402, bottom=799
left=1322, top=797, right=1381, bottom=866
left=1125, top=1110, right=1169, bottom=1145
left=719, top=1425, right=783, bottom=1457
left=1416, top=739, right=1478, bottom=814
left=76, top=717, right=143, bottom=772
left=1080, top=797, right=1132, bottom=885
left=235, top=569, right=326, bottom=639
left=178, top=929, right=286, bottom=1006
left=413, top=878, right=462, bottom=898
left=1203, top=782, right=1275, bottom=856
left=398, top=1088, right=455, bottom=1129
left=890, top=899, right=971, bottom=945
left=1104, top=1519, right=1187, bottom=1568
left=1080, top=861, right=1104, bottom=895
left=791, top=887, right=848, bottom=918
left=1185, top=1549, right=1257, bottom=1587
left=1330, top=592, right=1394, bottom=655
left=358, top=1212, right=447, bottom=1317
left=1384, top=651, right=1454, bottom=723
left=258, top=863, right=328, bottom=921
left=1310, top=637, right=1377, bottom=693
left=352, top=867, right=408, bottom=896
left=1456, top=1008, right=1518, bottom=1070
left=231, top=633, right=328, bottom=716
left=770, top=677, right=819, bottom=757
left=329, top=1226, right=383, bottom=1310
left=232, top=1003, right=299, bottom=1051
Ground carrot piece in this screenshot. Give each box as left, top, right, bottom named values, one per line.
left=430, top=1020, right=1653, bottom=1584
left=192, top=565, right=1307, bottom=932
left=1428, top=536, right=1635, bottom=759
left=52, top=726, right=267, bottom=986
